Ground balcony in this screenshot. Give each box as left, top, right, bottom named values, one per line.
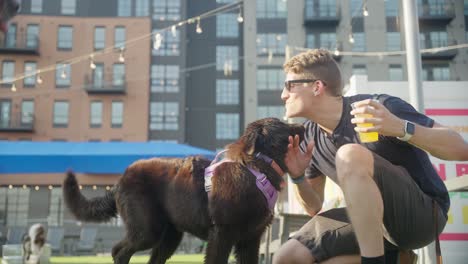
left=0, top=113, right=35, bottom=132
left=304, top=5, right=340, bottom=26
left=418, top=1, right=455, bottom=24
left=0, top=33, right=40, bottom=55
left=84, top=75, right=126, bottom=94
left=421, top=40, right=458, bottom=60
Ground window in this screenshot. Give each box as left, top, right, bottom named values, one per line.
left=319, top=32, right=336, bottom=49
left=216, top=80, right=239, bottom=105
left=216, top=46, right=239, bottom=71
left=306, top=34, right=315, bottom=49
left=389, top=65, right=403, bottom=81
left=90, top=101, right=103, bottom=127
left=57, top=26, right=73, bottom=50
left=153, top=0, right=180, bottom=21
left=94, top=27, right=105, bottom=50
left=47, top=188, right=64, bottom=226
left=352, top=64, right=367, bottom=75
left=305, top=0, right=337, bottom=18
left=26, top=24, right=39, bottom=49
left=3, top=188, right=30, bottom=226
left=150, top=102, right=179, bottom=130
left=55, top=63, right=71, bottom=87
left=152, top=29, right=180, bottom=56
left=465, top=0, right=468, bottom=15
left=256, top=34, right=287, bottom=56
left=217, top=14, right=238, bottom=38
left=350, top=0, right=363, bottom=17
left=111, top=101, right=123, bottom=128
left=21, top=100, right=34, bottom=124
left=135, top=0, right=149, bottom=16
left=257, top=0, right=287, bottom=18
left=385, top=0, right=399, bottom=16
left=151, top=65, right=179, bottom=92
left=422, top=65, right=450, bottom=81
left=216, top=113, right=239, bottom=140
left=5, top=24, right=16, bottom=48
left=118, top=0, right=132, bottom=16
left=258, top=105, right=285, bottom=119
left=92, top=63, right=104, bottom=88
left=31, top=0, right=42, bottom=13
left=2, top=61, right=15, bottom=84
left=61, top=0, right=76, bottom=15
left=351, top=33, right=366, bottom=52
left=429, top=31, right=447, bottom=48
left=0, top=100, right=11, bottom=128
left=24, top=62, right=37, bottom=87
left=257, top=68, right=284, bottom=91
left=386, top=32, right=401, bottom=51
left=217, top=0, right=234, bottom=3
left=53, top=101, right=69, bottom=127
left=114, top=26, right=126, bottom=49
left=113, top=64, right=125, bottom=86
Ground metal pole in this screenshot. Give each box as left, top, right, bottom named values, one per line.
left=402, top=0, right=424, bottom=112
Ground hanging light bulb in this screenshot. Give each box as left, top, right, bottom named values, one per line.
left=348, top=33, right=355, bottom=44
left=153, top=33, right=162, bottom=50
left=60, top=69, right=67, bottom=79
left=34, top=186, right=39, bottom=191
left=11, top=82, right=16, bottom=92
left=268, top=49, right=273, bottom=64
left=89, top=55, right=96, bottom=69
left=363, top=6, right=369, bottom=17
left=118, top=48, right=125, bottom=62
left=237, top=8, right=244, bottom=23
left=22, top=185, right=27, bottom=189
left=36, top=71, right=43, bottom=84
left=334, top=47, right=340, bottom=56
left=48, top=185, right=53, bottom=190
left=171, top=25, right=177, bottom=37
left=196, top=17, right=203, bottom=34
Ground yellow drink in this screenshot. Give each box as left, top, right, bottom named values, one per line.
left=355, top=113, right=379, bottom=143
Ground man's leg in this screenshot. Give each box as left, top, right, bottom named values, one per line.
left=335, top=144, right=384, bottom=259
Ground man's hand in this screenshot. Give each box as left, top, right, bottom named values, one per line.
left=350, top=99, right=406, bottom=138
left=285, top=134, right=314, bottom=178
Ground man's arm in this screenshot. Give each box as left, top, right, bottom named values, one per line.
left=406, top=122, right=468, bottom=161
left=351, top=99, right=468, bottom=161
left=293, top=174, right=326, bottom=216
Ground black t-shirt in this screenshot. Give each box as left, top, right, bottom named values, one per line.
left=300, top=94, right=450, bottom=214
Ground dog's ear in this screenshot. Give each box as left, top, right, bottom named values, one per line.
left=243, top=131, right=258, bottom=155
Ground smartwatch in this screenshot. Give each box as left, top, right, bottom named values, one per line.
left=397, top=121, right=415, bottom=142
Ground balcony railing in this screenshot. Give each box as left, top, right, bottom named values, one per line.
left=421, top=40, right=458, bottom=60
left=0, top=33, right=40, bottom=55
left=304, top=4, right=340, bottom=26
left=84, top=75, right=126, bottom=94
left=418, top=1, right=455, bottom=23
left=0, top=113, right=35, bottom=132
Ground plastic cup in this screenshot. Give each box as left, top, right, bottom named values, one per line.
left=351, top=103, right=379, bottom=143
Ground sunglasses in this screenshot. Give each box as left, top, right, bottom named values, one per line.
left=284, top=79, right=326, bottom=92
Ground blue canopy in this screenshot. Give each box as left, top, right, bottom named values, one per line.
left=0, top=142, right=215, bottom=174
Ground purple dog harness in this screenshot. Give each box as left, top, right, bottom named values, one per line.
left=204, top=151, right=279, bottom=211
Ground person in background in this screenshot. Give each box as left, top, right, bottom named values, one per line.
left=273, top=49, right=468, bottom=264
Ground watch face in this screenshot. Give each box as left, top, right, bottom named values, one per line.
left=407, top=122, right=416, bottom=135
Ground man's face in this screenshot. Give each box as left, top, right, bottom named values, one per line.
left=281, top=72, right=316, bottom=118
left=0, top=0, right=20, bottom=33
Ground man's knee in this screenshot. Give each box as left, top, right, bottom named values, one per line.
left=336, top=144, right=374, bottom=183
left=273, top=239, right=314, bottom=264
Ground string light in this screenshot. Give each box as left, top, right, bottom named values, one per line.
left=34, top=186, right=39, bottom=191
left=11, top=82, right=16, bottom=92
left=36, top=71, right=43, bottom=84
left=8, top=185, right=13, bottom=189
left=153, top=33, right=162, bottom=50
left=196, top=17, right=203, bottom=34
left=60, top=69, right=67, bottom=79
left=348, top=33, right=355, bottom=44
left=237, top=7, right=244, bottom=23
left=0, top=1, right=243, bottom=85
left=334, top=47, right=340, bottom=56
left=171, top=25, right=177, bottom=37
left=22, top=185, right=27, bottom=189
left=48, top=185, right=53, bottom=190
left=89, top=55, right=96, bottom=69
left=363, top=6, right=369, bottom=17
left=118, top=48, right=125, bottom=62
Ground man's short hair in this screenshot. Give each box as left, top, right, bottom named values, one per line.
left=283, top=49, right=343, bottom=96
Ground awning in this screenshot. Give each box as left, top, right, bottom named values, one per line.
left=0, top=142, right=215, bottom=174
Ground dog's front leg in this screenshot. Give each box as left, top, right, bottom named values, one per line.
left=205, top=226, right=234, bottom=264
left=234, top=235, right=261, bottom=264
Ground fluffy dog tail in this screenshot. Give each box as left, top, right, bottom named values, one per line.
left=63, top=171, right=117, bottom=222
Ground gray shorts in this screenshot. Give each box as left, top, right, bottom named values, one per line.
left=291, top=154, right=447, bottom=262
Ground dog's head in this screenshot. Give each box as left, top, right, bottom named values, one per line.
left=227, top=117, right=305, bottom=175
left=28, top=223, right=46, bottom=247
left=0, top=0, right=20, bottom=33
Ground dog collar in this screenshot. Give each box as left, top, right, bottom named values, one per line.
left=255, top=152, right=285, bottom=176
left=204, top=150, right=278, bottom=211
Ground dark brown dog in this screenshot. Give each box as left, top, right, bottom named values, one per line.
left=0, top=0, right=20, bottom=33
left=63, top=118, right=304, bottom=264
